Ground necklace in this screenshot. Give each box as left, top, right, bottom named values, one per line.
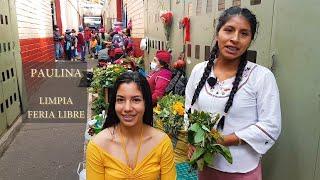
left=119, top=125, right=144, bottom=169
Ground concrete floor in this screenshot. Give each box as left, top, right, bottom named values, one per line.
left=0, top=59, right=97, bottom=180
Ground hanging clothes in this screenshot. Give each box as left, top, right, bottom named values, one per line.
left=181, top=17, right=190, bottom=43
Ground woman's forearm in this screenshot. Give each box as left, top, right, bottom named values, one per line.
left=218, top=133, right=244, bottom=146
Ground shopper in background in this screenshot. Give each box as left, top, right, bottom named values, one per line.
left=64, top=29, right=72, bottom=60
left=147, top=50, right=172, bottom=105
left=53, top=25, right=64, bottom=60
left=77, top=26, right=86, bottom=62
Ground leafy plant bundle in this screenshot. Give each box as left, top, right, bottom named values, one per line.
left=90, top=65, right=126, bottom=115
left=87, top=111, right=107, bottom=136
left=187, top=110, right=233, bottom=171
left=131, top=56, right=144, bottom=70
left=154, top=93, right=185, bottom=138
left=90, top=65, right=126, bottom=92
left=91, top=96, right=109, bottom=115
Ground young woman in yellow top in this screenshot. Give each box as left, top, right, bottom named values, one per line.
left=86, top=71, right=177, bottom=180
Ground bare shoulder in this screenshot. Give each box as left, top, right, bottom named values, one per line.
left=91, top=127, right=115, bottom=147
left=145, top=126, right=168, bottom=143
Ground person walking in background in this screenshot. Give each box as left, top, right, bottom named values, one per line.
left=64, top=29, right=72, bottom=60
left=84, top=27, right=91, bottom=55
left=147, top=50, right=172, bottom=105
left=70, top=29, right=78, bottom=61
left=95, top=32, right=102, bottom=57
left=86, top=72, right=176, bottom=180
left=186, top=7, right=281, bottom=180
left=53, top=25, right=64, bottom=60
left=77, top=26, right=86, bottom=63
left=89, top=36, right=97, bottom=59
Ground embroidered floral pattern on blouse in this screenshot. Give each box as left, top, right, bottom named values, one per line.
left=204, top=63, right=257, bottom=98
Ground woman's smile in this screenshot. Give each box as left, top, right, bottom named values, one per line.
left=121, top=114, right=136, bottom=121
left=115, top=82, right=145, bottom=127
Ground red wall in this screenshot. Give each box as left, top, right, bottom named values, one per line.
left=20, top=37, right=55, bottom=98
left=54, top=0, right=63, bottom=33
left=20, top=38, right=55, bottom=61
left=116, top=0, right=122, bottom=22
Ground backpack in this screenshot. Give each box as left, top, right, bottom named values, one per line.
left=165, top=69, right=187, bottom=96
left=112, top=34, right=124, bottom=48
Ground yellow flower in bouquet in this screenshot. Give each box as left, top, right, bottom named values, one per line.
left=154, top=104, right=161, bottom=114
left=154, top=93, right=185, bottom=138
left=210, top=128, right=223, bottom=141
left=114, top=67, right=121, bottom=73
left=172, top=102, right=184, bottom=116
left=155, top=94, right=190, bottom=163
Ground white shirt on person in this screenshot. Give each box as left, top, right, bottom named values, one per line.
left=185, top=60, right=281, bottom=173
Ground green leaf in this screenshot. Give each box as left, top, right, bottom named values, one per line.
left=190, top=123, right=201, bottom=132
left=187, top=131, right=195, bottom=144
left=201, top=125, right=210, bottom=132
left=213, top=144, right=233, bottom=164
left=194, top=128, right=205, bottom=143
left=197, top=158, right=205, bottom=171
left=203, top=152, right=213, bottom=165
left=190, top=147, right=205, bottom=162
left=94, top=115, right=103, bottom=121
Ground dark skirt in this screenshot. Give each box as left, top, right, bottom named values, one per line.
left=198, top=162, right=262, bottom=180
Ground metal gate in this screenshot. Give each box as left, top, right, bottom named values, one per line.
left=0, top=0, right=22, bottom=135
left=263, top=0, right=320, bottom=179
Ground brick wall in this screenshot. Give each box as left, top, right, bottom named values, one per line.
left=16, top=0, right=55, bottom=98
left=20, top=38, right=55, bottom=62
left=125, top=0, right=144, bottom=38
left=16, top=0, right=54, bottom=39
left=20, top=37, right=55, bottom=98
left=125, top=0, right=144, bottom=57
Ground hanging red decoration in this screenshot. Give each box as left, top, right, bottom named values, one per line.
left=160, top=11, right=173, bottom=41
left=181, top=17, right=190, bottom=43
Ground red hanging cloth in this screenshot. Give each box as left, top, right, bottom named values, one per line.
left=182, top=17, right=190, bottom=42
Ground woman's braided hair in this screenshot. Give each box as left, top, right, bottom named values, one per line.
left=189, top=7, right=257, bottom=130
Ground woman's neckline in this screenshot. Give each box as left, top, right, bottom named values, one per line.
left=90, top=135, right=168, bottom=171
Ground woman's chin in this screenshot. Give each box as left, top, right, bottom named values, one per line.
left=120, top=119, right=138, bottom=127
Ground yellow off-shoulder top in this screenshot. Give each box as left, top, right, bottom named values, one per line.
left=86, top=135, right=177, bottom=180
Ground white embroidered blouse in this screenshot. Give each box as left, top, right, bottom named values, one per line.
left=185, top=61, right=281, bottom=173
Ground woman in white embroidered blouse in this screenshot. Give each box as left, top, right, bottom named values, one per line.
left=186, top=7, right=281, bottom=180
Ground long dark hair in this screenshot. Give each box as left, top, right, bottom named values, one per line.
left=190, top=7, right=258, bottom=130
left=103, top=71, right=153, bottom=129
left=159, top=60, right=170, bottom=69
